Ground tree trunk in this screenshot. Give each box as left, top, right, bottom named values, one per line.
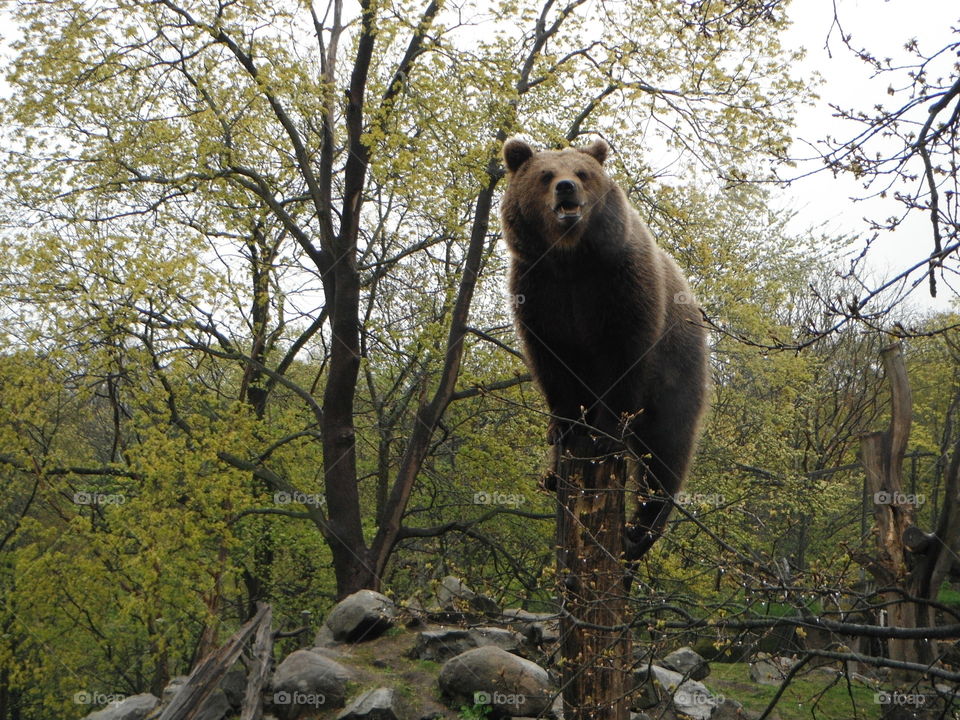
left=859, top=343, right=931, bottom=669
left=555, top=437, right=633, bottom=720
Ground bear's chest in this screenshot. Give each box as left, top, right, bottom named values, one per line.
left=516, top=258, right=626, bottom=346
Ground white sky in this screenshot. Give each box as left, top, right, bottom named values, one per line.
left=781, top=0, right=959, bottom=313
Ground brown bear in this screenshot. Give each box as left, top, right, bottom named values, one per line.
left=501, top=137, right=709, bottom=560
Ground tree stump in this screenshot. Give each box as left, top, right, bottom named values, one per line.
left=554, top=437, right=633, bottom=720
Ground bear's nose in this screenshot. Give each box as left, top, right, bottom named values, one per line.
left=555, top=179, right=576, bottom=195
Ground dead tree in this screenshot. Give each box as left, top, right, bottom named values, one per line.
left=554, top=437, right=633, bottom=720
left=858, top=342, right=960, bottom=670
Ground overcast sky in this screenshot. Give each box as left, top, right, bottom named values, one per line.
left=782, top=0, right=959, bottom=313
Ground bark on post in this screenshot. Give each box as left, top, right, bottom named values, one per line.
left=555, top=437, right=633, bottom=720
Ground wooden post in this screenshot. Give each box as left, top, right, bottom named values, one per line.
left=555, top=437, right=633, bottom=720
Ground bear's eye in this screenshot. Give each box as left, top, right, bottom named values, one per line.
left=576, top=170, right=590, bottom=181
left=541, top=171, right=554, bottom=184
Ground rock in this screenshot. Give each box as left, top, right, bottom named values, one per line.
left=712, top=697, right=761, bottom=720
left=436, top=576, right=476, bottom=608
left=336, top=687, right=407, bottom=720
left=633, top=665, right=719, bottom=720
left=410, top=629, right=474, bottom=662
left=662, top=646, right=710, bottom=681
left=470, top=594, right=502, bottom=616
left=84, top=694, right=159, bottom=720
left=325, top=589, right=397, bottom=643
left=220, top=667, right=247, bottom=709
left=411, top=627, right=524, bottom=662
left=502, top=608, right=560, bottom=646
left=190, top=689, right=231, bottom=720
left=749, top=656, right=790, bottom=686
left=270, top=648, right=354, bottom=718
left=438, top=646, right=554, bottom=717
left=158, top=671, right=240, bottom=719
left=469, top=627, right=522, bottom=654
left=314, top=623, right=337, bottom=647
left=161, top=678, right=187, bottom=706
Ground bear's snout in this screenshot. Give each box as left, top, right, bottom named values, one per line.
left=554, top=179, right=582, bottom=221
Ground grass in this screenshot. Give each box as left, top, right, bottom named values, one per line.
left=707, top=663, right=883, bottom=720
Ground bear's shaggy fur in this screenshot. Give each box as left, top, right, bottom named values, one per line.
left=501, top=138, right=708, bottom=560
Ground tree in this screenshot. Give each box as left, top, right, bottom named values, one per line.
left=0, top=0, right=804, bottom=599
left=807, top=9, right=960, bottom=332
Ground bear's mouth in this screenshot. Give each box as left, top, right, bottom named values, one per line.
left=555, top=201, right=582, bottom=221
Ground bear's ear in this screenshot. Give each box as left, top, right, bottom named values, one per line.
left=579, top=139, right=609, bottom=165
left=503, top=139, right=534, bottom=172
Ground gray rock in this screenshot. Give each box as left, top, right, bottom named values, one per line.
left=410, top=629, right=474, bottom=662
left=190, top=689, right=231, bottom=720
left=749, top=656, right=789, bottom=686
left=469, top=626, right=522, bottom=654
left=502, top=608, right=560, bottom=646
left=220, top=667, right=247, bottom=708
left=469, top=594, right=501, bottom=616
left=161, top=678, right=187, bottom=706
left=411, top=627, right=523, bottom=662
left=436, top=576, right=475, bottom=608
left=336, top=687, right=407, bottom=720
left=712, top=697, right=757, bottom=720
left=438, top=646, right=553, bottom=717
left=662, top=646, right=710, bottom=681
left=158, top=672, right=240, bottom=719
left=633, top=665, right=719, bottom=720
left=325, top=589, right=397, bottom=643
left=314, top=623, right=337, bottom=647
left=270, top=648, right=354, bottom=718
left=85, top=694, right=159, bottom=720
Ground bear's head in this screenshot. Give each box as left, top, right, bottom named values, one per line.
left=501, top=138, right=611, bottom=251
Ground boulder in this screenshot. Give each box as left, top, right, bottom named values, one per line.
left=661, top=646, right=710, bottom=681
left=501, top=608, right=560, bottom=646
left=336, top=687, right=408, bottom=720
left=712, top=697, right=760, bottom=719
left=436, top=576, right=476, bottom=608
left=410, top=627, right=523, bottom=663
left=749, top=656, right=791, bottom=686
left=438, top=646, right=553, bottom=717
left=633, top=665, right=719, bottom=720
left=220, top=667, right=247, bottom=709
left=188, top=689, right=231, bottom=720
left=161, top=678, right=187, bottom=706
left=84, top=694, right=159, bottom=720
left=325, top=589, right=397, bottom=643
left=270, top=649, right=354, bottom=718
left=157, top=672, right=239, bottom=720
left=410, top=629, right=474, bottom=662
